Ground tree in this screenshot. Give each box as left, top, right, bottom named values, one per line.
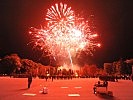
left=89, top=65, right=98, bottom=76
left=104, top=63, right=113, bottom=75
left=82, top=64, right=90, bottom=76
left=0, top=54, right=21, bottom=75
left=117, top=58, right=130, bottom=75
left=21, top=59, right=38, bottom=74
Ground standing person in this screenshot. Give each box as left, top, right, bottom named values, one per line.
left=115, top=75, right=118, bottom=82
left=52, top=75, right=54, bottom=82
left=28, top=73, right=32, bottom=88
left=103, top=81, right=108, bottom=90
left=45, top=76, right=48, bottom=82
left=131, top=74, right=133, bottom=82
left=93, top=85, right=97, bottom=94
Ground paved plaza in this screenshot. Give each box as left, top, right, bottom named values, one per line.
left=0, top=77, right=133, bottom=100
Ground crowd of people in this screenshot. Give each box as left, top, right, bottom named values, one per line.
left=27, top=74, right=133, bottom=89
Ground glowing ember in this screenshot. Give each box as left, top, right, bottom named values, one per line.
left=29, top=2, right=100, bottom=66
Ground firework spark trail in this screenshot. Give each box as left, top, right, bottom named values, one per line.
left=29, top=2, right=100, bottom=67
left=68, top=49, right=73, bottom=70
left=46, top=3, right=75, bottom=29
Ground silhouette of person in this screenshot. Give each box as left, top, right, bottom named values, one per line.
left=28, top=73, right=32, bottom=88
left=131, top=74, right=133, bottom=82
left=115, top=75, right=118, bottom=82
left=103, top=81, right=108, bottom=90
left=52, top=75, right=54, bottom=82
left=93, top=85, right=97, bottom=94
left=45, top=76, right=48, bottom=81
left=98, top=81, right=100, bottom=85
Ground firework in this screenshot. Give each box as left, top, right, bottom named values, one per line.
left=29, top=2, right=100, bottom=66
left=46, top=3, right=75, bottom=29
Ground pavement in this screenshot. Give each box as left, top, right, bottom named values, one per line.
left=0, top=77, right=133, bottom=100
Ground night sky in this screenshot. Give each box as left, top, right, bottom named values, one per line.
left=0, top=0, right=133, bottom=66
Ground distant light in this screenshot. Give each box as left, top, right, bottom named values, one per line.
left=97, top=43, right=101, bottom=47
left=29, top=31, right=32, bottom=34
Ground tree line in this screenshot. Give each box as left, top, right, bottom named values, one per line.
left=0, top=53, right=104, bottom=78
left=0, top=53, right=132, bottom=78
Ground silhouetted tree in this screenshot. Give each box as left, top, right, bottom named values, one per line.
left=21, top=59, right=38, bottom=74
left=89, top=65, right=98, bottom=76
left=104, top=63, right=113, bottom=75
left=0, top=54, right=21, bottom=75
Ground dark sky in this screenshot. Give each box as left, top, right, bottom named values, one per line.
left=0, top=0, right=133, bottom=66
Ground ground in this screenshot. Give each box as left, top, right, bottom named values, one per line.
left=0, top=77, right=133, bottom=100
